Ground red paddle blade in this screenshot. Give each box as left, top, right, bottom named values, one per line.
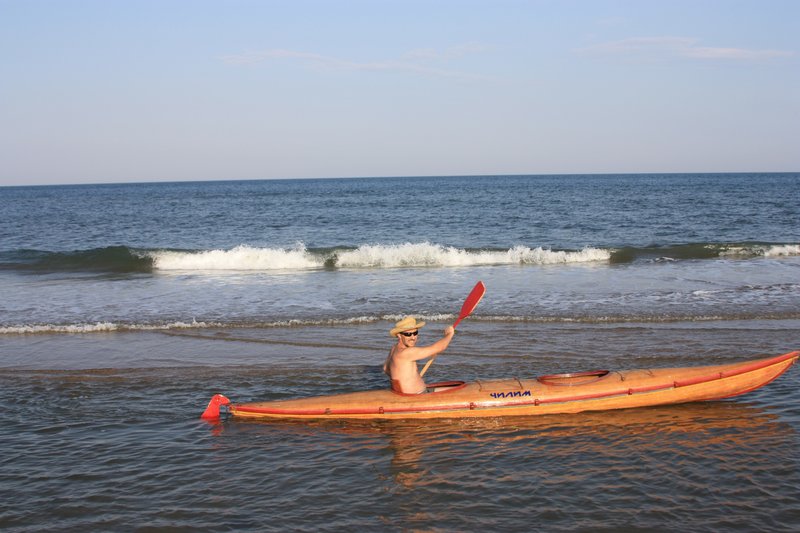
left=453, top=281, right=485, bottom=328
left=200, top=394, right=231, bottom=419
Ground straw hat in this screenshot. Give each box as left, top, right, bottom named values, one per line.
left=390, top=316, right=426, bottom=337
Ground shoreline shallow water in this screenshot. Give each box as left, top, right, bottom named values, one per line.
left=3, top=321, right=799, bottom=531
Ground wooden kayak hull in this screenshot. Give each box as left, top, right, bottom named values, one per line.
left=203, top=351, right=798, bottom=420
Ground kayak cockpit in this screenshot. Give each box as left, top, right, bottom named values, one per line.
left=537, top=370, right=611, bottom=386
left=391, top=380, right=467, bottom=396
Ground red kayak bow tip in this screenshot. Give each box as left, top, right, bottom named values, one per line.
left=201, top=394, right=231, bottom=419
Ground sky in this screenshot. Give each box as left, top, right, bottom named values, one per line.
left=1, top=0, right=798, bottom=186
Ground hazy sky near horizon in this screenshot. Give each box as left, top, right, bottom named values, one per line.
left=1, top=0, right=798, bottom=186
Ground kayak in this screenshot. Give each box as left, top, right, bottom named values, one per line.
left=201, top=351, right=798, bottom=420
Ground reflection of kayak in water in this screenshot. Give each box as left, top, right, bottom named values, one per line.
left=201, top=351, right=798, bottom=420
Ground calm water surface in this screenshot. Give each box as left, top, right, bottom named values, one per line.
left=2, top=322, right=799, bottom=531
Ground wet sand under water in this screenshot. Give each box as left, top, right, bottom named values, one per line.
left=1, top=321, right=799, bottom=531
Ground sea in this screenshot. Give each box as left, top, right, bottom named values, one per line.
left=1, top=173, right=799, bottom=531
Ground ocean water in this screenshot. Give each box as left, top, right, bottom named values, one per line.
left=1, top=173, right=799, bottom=531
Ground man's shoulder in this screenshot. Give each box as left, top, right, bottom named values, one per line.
left=392, top=345, right=421, bottom=360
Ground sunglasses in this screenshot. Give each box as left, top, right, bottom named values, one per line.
left=400, top=330, right=419, bottom=337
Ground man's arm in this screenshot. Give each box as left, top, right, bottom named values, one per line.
left=383, top=351, right=392, bottom=375
left=394, top=327, right=455, bottom=362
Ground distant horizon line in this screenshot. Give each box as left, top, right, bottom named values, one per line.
left=2, top=170, right=798, bottom=188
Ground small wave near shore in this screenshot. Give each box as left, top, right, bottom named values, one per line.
left=4, top=312, right=800, bottom=336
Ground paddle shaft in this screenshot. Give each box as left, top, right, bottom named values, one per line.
left=419, top=281, right=485, bottom=377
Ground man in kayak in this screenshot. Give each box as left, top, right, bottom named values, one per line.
left=384, top=316, right=455, bottom=394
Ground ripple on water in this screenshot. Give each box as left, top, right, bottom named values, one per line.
left=2, top=351, right=800, bottom=531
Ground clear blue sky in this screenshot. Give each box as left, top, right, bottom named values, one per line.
left=1, top=0, right=798, bottom=186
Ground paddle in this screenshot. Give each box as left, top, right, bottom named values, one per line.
left=419, top=281, right=485, bottom=377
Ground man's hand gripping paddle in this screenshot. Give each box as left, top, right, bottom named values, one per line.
left=419, top=281, right=485, bottom=378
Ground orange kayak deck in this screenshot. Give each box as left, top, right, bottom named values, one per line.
left=202, top=351, right=798, bottom=420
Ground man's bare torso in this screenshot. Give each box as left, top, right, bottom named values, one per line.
left=385, top=344, right=426, bottom=394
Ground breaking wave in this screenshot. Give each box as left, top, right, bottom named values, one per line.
left=1, top=242, right=797, bottom=274
left=152, top=244, right=320, bottom=270
left=152, top=243, right=612, bottom=270
left=333, top=243, right=610, bottom=269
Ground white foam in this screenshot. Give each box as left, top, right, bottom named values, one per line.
left=718, top=244, right=800, bottom=258
left=145, top=242, right=611, bottom=272
left=0, top=320, right=217, bottom=335
left=151, top=244, right=322, bottom=271
left=763, top=244, right=800, bottom=257
left=336, top=242, right=610, bottom=268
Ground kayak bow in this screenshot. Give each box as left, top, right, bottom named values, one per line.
left=201, top=351, right=798, bottom=420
